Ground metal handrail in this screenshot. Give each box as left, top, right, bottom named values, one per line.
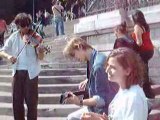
left=86, top=0, right=160, bottom=16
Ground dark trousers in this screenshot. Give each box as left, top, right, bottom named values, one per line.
left=140, top=50, right=155, bottom=98
left=12, top=70, right=38, bottom=120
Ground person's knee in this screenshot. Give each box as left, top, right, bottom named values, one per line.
left=67, top=113, right=73, bottom=120
left=67, top=113, right=77, bottom=120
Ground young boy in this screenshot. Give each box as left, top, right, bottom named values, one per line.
left=63, top=37, right=118, bottom=120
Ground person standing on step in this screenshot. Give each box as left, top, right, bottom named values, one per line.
left=63, top=37, right=118, bottom=120
left=36, top=10, right=46, bottom=39
left=131, top=10, right=155, bottom=98
left=52, top=0, right=65, bottom=36
left=0, top=13, right=45, bottom=120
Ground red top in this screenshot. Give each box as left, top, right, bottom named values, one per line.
left=0, top=19, right=7, bottom=32
left=131, top=31, right=154, bottom=51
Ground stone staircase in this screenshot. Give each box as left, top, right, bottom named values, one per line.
left=0, top=36, right=87, bottom=119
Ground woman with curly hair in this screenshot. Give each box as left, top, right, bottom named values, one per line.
left=81, top=47, right=148, bottom=120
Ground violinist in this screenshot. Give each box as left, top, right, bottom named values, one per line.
left=0, top=13, right=44, bottom=120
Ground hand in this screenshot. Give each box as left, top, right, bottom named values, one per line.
left=64, top=92, right=81, bottom=105
left=36, top=45, right=45, bottom=53
left=81, top=112, right=108, bottom=120
left=79, top=79, right=88, bottom=91
left=22, top=35, right=30, bottom=44
left=8, top=56, right=17, bottom=64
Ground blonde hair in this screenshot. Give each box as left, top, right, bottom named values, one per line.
left=63, top=37, right=92, bottom=57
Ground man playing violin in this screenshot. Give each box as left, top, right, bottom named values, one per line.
left=0, top=13, right=44, bottom=120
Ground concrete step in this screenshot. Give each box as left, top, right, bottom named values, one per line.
left=150, top=77, right=160, bottom=85
left=149, top=110, right=160, bottom=120
left=152, top=85, right=160, bottom=96
left=0, top=59, right=8, bottom=65
left=0, top=75, right=86, bottom=84
left=0, top=68, right=86, bottom=76
left=0, top=116, right=66, bottom=120
left=38, top=84, right=79, bottom=94
left=41, top=62, right=86, bottom=69
left=0, top=103, right=80, bottom=117
left=0, top=92, right=64, bottom=104
left=0, top=82, right=79, bottom=93
left=0, top=62, right=86, bottom=69
left=44, top=19, right=78, bottom=38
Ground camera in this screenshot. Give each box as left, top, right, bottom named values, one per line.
left=59, top=90, right=89, bottom=104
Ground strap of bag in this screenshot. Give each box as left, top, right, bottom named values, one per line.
left=54, top=6, right=62, bottom=16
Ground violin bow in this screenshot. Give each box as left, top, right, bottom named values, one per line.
left=16, top=22, right=41, bottom=59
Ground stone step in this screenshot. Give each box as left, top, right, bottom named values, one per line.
left=0, top=82, right=79, bottom=93
left=150, top=77, right=160, bottom=85
left=1, top=84, right=159, bottom=104
left=152, top=85, right=160, bottom=96
left=38, top=84, right=79, bottom=94
left=149, top=110, right=160, bottom=120
left=44, top=19, right=78, bottom=38
left=0, top=103, right=80, bottom=117
left=0, top=116, right=67, bottom=120
left=0, top=62, right=87, bottom=70
left=0, top=75, right=86, bottom=84
left=0, top=68, right=86, bottom=76
left=0, top=92, right=63, bottom=104
left=41, top=62, right=86, bottom=69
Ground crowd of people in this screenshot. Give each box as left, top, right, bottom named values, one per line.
left=0, top=1, right=159, bottom=120
left=54, top=0, right=85, bottom=20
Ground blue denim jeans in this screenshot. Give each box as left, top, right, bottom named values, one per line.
left=54, top=16, right=65, bottom=36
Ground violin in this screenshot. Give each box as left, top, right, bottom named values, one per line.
left=16, top=29, right=50, bottom=59
left=22, top=29, right=50, bottom=54
left=22, top=29, right=43, bottom=47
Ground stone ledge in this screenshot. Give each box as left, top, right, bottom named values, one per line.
left=74, top=5, right=160, bottom=36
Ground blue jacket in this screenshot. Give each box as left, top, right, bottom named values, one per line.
left=87, top=49, right=118, bottom=114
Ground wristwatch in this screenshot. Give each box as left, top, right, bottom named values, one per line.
left=80, top=99, right=83, bottom=107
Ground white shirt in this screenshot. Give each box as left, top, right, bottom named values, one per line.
left=2, top=30, right=41, bottom=79
left=108, top=85, right=148, bottom=120
left=52, top=5, right=64, bottom=18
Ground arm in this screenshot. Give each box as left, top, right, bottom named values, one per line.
left=81, top=112, right=108, bottom=120
left=81, top=67, right=108, bottom=107
left=36, top=44, right=44, bottom=60
left=0, top=36, right=16, bottom=63
left=79, top=79, right=88, bottom=90
left=0, top=51, right=16, bottom=64
left=66, top=68, right=107, bottom=107
left=52, top=6, right=55, bottom=15
left=93, top=67, right=109, bottom=107
left=3, top=20, right=8, bottom=33
left=134, top=25, right=143, bottom=46
left=65, top=91, right=97, bottom=107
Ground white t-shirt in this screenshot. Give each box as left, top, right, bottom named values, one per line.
left=108, top=85, right=148, bottom=120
